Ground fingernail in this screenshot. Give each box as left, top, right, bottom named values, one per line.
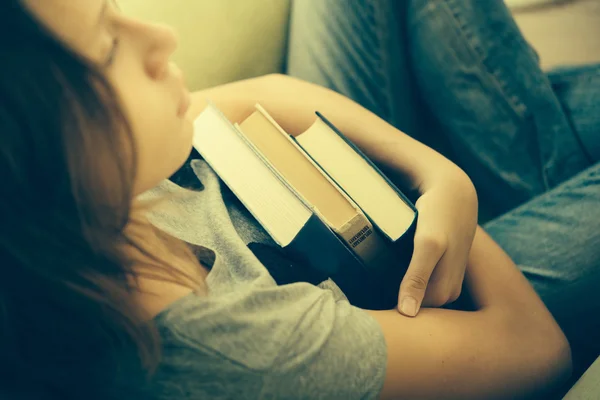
left=400, top=297, right=418, bottom=317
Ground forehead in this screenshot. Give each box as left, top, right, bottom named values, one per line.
left=23, top=0, right=105, bottom=50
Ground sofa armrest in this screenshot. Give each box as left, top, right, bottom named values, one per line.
left=562, top=356, right=600, bottom=400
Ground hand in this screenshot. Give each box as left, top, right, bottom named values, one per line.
left=397, top=175, right=478, bottom=317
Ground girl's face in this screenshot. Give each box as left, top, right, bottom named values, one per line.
left=24, top=0, right=194, bottom=195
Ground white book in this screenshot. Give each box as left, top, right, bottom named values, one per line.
left=295, top=112, right=417, bottom=242
left=192, top=102, right=311, bottom=247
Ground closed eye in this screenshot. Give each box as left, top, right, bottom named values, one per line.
left=104, top=37, right=120, bottom=67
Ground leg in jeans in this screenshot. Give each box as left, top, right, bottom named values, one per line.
left=286, top=0, right=422, bottom=140
left=286, top=0, right=600, bottom=369
left=483, top=163, right=600, bottom=376
left=407, top=0, right=595, bottom=219
left=405, top=1, right=600, bottom=369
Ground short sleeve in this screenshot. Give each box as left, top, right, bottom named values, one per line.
left=259, top=279, right=388, bottom=400
left=153, top=279, right=387, bottom=400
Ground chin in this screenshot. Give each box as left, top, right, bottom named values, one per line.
left=133, top=121, right=195, bottom=196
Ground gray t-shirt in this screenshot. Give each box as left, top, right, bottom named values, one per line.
left=132, top=160, right=387, bottom=400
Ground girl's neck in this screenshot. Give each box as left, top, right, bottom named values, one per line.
left=125, top=212, right=209, bottom=319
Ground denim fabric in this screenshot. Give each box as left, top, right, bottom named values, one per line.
left=286, top=0, right=599, bottom=372
left=549, top=64, right=600, bottom=164
left=408, top=0, right=598, bottom=218
left=286, top=0, right=422, bottom=139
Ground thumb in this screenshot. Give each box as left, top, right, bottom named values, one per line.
left=398, top=234, right=446, bottom=316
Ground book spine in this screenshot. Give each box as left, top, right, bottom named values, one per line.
left=334, top=214, right=390, bottom=270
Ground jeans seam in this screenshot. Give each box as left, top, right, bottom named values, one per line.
left=440, top=0, right=530, bottom=120
left=412, top=0, right=551, bottom=190
left=555, top=95, right=596, bottom=166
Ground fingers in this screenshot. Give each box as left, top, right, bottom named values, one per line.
left=421, top=262, right=464, bottom=307
left=398, top=231, right=447, bottom=317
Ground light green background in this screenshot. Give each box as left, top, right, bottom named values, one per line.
left=119, top=0, right=291, bottom=90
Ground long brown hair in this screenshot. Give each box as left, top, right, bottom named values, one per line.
left=0, top=1, right=198, bottom=397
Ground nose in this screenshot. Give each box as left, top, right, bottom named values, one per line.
left=144, top=23, right=179, bottom=81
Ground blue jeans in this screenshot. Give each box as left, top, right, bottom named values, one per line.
left=286, top=0, right=600, bottom=375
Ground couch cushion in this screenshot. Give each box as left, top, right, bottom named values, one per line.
left=120, top=0, right=291, bottom=90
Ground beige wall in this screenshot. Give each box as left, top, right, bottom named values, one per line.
left=120, top=0, right=291, bottom=90
left=511, top=1, right=600, bottom=70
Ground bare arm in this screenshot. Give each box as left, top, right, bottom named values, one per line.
left=370, top=227, right=571, bottom=400
left=189, top=75, right=571, bottom=398
left=189, top=74, right=479, bottom=313
left=188, top=73, right=471, bottom=194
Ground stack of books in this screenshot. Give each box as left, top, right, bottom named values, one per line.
left=193, top=102, right=418, bottom=309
